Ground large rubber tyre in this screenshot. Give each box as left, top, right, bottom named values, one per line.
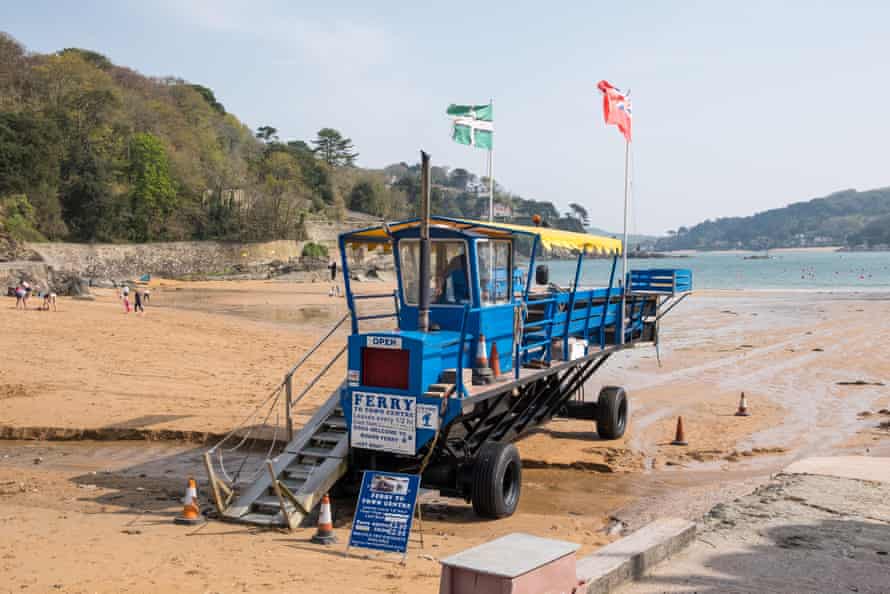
left=596, top=386, right=628, bottom=439
left=471, top=442, right=522, bottom=519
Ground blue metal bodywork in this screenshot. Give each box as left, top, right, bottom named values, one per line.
left=336, top=218, right=692, bottom=459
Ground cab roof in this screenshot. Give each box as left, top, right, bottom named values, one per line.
left=341, top=216, right=622, bottom=255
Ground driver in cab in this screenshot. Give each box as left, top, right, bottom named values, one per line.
left=436, top=255, right=469, bottom=304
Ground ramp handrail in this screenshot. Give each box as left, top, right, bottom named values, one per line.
left=284, top=344, right=347, bottom=439
left=284, top=314, right=348, bottom=379
left=283, top=314, right=349, bottom=441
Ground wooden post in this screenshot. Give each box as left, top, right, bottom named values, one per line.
left=203, top=451, right=225, bottom=515
left=285, top=374, right=293, bottom=443
left=267, top=460, right=295, bottom=532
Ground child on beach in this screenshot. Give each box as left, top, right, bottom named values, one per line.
left=14, top=284, right=25, bottom=310
left=133, top=288, right=144, bottom=313
left=42, top=292, right=57, bottom=311
left=121, top=285, right=130, bottom=313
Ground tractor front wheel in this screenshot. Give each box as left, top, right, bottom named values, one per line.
left=471, top=442, right=522, bottom=519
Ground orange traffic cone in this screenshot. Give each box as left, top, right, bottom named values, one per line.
left=472, top=334, right=494, bottom=386
left=475, top=334, right=489, bottom=369
left=311, top=494, right=337, bottom=544
left=174, top=477, right=204, bottom=525
left=735, top=392, right=751, bottom=417
left=490, top=341, right=501, bottom=377
left=670, top=416, right=688, bottom=446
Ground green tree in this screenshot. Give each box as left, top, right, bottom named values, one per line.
left=256, top=125, right=278, bottom=143
left=448, top=168, right=473, bottom=190
left=0, top=194, right=44, bottom=241
left=188, top=84, right=225, bottom=114
left=128, top=133, right=177, bottom=241
left=58, top=48, right=113, bottom=70
left=312, top=128, right=358, bottom=167
left=568, top=202, right=589, bottom=226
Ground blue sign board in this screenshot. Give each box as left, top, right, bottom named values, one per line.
left=348, top=471, right=420, bottom=554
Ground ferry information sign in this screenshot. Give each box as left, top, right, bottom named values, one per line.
left=348, top=471, right=420, bottom=554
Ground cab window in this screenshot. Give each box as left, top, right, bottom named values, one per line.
left=399, top=240, right=470, bottom=306
left=478, top=239, right=512, bottom=305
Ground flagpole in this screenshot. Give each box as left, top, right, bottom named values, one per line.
left=620, top=139, right=630, bottom=345
left=488, top=99, right=494, bottom=222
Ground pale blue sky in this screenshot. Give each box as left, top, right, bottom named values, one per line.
left=4, top=1, right=890, bottom=234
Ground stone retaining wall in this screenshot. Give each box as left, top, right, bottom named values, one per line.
left=28, top=240, right=306, bottom=280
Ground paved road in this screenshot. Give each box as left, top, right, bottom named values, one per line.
left=618, top=457, right=890, bottom=594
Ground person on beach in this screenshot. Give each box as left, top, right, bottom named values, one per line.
left=133, top=288, right=144, bottom=313
left=120, top=284, right=130, bottom=313
left=142, top=289, right=150, bottom=304
left=328, top=260, right=341, bottom=297
left=42, top=292, right=57, bottom=311
left=22, top=282, right=31, bottom=309
left=14, top=284, right=26, bottom=310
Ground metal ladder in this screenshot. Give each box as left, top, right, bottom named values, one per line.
left=209, top=296, right=401, bottom=528
left=207, top=314, right=351, bottom=529
left=220, top=387, right=349, bottom=528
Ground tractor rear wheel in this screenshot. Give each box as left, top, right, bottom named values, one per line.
left=471, top=442, right=522, bottom=518
left=596, top=386, right=628, bottom=439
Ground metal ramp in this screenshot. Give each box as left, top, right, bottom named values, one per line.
left=203, top=314, right=355, bottom=529
left=220, top=387, right=349, bottom=528
left=205, top=302, right=397, bottom=529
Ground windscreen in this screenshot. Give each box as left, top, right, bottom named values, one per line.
left=399, top=240, right=469, bottom=306
left=478, top=239, right=512, bottom=305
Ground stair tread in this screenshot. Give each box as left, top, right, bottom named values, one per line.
left=255, top=495, right=293, bottom=508
left=313, top=431, right=347, bottom=443
left=300, top=446, right=337, bottom=458
left=428, top=383, right=453, bottom=392
left=282, top=468, right=314, bottom=481
left=324, top=417, right=347, bottom=428
left=239, top=512, right=285, bottom=526
left=280, top=479, right=306, bottom=492
left=285, top=461, right=319, bottom=472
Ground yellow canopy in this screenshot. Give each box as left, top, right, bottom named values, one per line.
left=343, top=217, right=622, bottom=255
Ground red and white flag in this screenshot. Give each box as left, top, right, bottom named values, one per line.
left=597, top=80, right=632, bottom=142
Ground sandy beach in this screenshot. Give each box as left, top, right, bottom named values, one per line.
left=1, top=280, right=889, bottom=593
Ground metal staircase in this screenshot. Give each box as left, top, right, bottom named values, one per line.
left=220, top=387, right=349, bottom=528
left=204, top=296, right=401, bottom=529
left=203, top=314, right=353, bottom=529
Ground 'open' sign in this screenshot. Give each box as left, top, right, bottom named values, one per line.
left=368, top=336, right=402, bottom=349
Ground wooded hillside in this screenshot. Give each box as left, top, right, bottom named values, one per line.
left=656, top=187, right=890, bottom=250
left=0, top=33, right=584, bottom=246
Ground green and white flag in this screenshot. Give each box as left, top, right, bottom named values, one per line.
left=447, top=103, right=493, bottom=150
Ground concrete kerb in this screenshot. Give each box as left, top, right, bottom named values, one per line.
left=576, top=518, right=697, bottom=594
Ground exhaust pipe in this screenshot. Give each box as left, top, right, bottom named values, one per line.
left=418, top=151, right=431, bottom=332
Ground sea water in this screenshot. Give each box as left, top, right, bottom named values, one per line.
left=540, top=251, right=890, bottom=291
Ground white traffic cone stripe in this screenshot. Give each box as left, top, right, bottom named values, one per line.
left=319, top=501, right=332, bottom=525
left=476, top=335, right=488, bottom=366
left=183, top=485, right=197, bottom=505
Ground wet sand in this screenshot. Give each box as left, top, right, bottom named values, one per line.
left=1, top=281, right=889, bottom=593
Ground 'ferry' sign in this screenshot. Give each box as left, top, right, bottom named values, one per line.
left=350, top=392, right=416, bottom=454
